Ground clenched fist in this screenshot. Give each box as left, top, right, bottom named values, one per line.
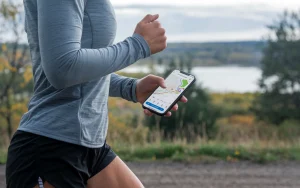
left=134, top=14, right=167, bottom=55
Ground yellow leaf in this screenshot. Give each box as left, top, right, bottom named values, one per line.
left=1, top=44, right=7, bottom=52
left=15, top=51, right=23, bottom=61
left=0, top=58, right=13, bottom=70
left=9, top=66, right=17, bottom=72
left=0, top=63, right=4, bottom=72
left=23, top=65, right=33, bottom=84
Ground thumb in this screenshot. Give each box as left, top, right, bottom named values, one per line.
left=149, top=75, right=166, bottom=88
left=141, top=14, right=159, bottom=23
left=159, top=80, right=167, bottom=89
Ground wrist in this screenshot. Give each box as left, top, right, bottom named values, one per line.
left=131, top=79, right=139, bottom=103
left=132, top=33, right=151, bottom=57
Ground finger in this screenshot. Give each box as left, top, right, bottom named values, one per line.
left=161, top=36, right=167, bottom=42
left=180, top=96, right=188, bottom=103
left=151, top=21, right=161, bottom=28
left=164, top=111, right=172, bottom=117
left=153, top=41, right=167, bottom=52
left=144, top=109, right=153, bottom=116
left=152, top=29, right=166, bottom=39
left=141, top=14, right=159, bottom=23
left=154, top=36, right=167, bottom=46
left=148, top=74, right=166, bottom=88
left=159, top=28, right=166, bottom=35
left=171, top=104, right=178, bottom=111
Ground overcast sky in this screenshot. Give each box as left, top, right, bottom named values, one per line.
left=110, top=0, right=300, bottom=42
left=111, top=0, right=300, bottom=10
left=3, top=0, right=300, bottom=43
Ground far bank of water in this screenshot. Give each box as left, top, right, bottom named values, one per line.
left=122, top=65, right=262, bottom=93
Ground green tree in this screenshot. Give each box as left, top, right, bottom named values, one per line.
left=253, top=11, right=300, bottom=124
left=0, top=1, right=32, bottom=142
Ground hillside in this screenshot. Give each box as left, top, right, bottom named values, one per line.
left=140, top=41, right=266, bottom=67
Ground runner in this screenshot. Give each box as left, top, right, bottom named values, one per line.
left=5, top=0, right=187, bottom=187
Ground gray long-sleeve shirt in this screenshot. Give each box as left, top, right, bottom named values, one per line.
left=18, top=0, right=150, bottom=147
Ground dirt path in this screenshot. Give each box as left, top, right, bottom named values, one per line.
left=1, top=162, right=300, bottom=188
left=0, top=165, right=4, bottom=188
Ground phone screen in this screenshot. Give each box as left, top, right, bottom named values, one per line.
left=143, top=70, right=195, bottom=114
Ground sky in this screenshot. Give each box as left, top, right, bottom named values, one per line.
left=110, top=0, right=300, bottom=42
left=111, top=0, right=300, bottom=10
left=2, top=0, right=300, bottom=43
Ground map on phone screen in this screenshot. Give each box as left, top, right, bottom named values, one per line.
left=144, top=70, right=194, bottom=114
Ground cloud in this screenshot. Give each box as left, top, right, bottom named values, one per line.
left=114, top=8, right=143, bottom=15
left=111, top=0, right=300, bottom=11
left=167, top=28, right=269, bottom=42
left=113, top=4, right=278, bottom=42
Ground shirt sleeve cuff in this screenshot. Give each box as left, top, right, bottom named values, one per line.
left=131, top=79, right=139, bottom=103
left=132, top=33, right=151, bottom=58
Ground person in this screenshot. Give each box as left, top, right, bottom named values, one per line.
left=5, top=0, right=188, bottom=187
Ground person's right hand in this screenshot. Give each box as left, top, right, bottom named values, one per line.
left=134, top=14, right=167, bottom=55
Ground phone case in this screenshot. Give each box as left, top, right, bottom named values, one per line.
left=142, top=70, right=196, bottom=116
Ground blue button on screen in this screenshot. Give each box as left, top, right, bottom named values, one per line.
left=158, top=107, right=164, bottom=111
left=146, top=102, right=164, bottom=112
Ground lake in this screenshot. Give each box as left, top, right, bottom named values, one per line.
left=122, top=66, right=262, bottom=93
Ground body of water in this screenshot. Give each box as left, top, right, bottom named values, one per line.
left=122, top=66, right=262, bottom=93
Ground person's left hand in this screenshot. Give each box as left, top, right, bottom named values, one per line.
left=136, top=74, right=188, bottom=117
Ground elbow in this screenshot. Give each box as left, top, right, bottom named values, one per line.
left=41, top=50, right=80, bottom=89
left=45, top=71, right=69, bottom=90
left=50, top=81, right=67, bottom=90
left=43, top=60, right=73, bottom=90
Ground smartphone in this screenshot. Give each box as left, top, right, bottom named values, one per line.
left=142, top=70, right=196, bottom=116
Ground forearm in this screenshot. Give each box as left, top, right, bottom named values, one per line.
left=109, top=73, right=138, bottom=103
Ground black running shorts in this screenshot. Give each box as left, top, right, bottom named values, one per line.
left=6, top=130, right=117, bottom=188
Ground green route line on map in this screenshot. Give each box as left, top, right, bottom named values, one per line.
left=179, top=79, right=188, bottom=88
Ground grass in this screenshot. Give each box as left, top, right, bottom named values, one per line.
left=0, top=142, right=300, bottom=164
left=114, top=143, right=300, bottom=164
left=0, top=150, right=7, bottom=164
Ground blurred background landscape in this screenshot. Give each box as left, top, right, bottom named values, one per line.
left=0, top=0, right=300, bottom=187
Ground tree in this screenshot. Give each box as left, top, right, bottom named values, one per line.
left=145, top=57, right=220, bottom=142
left=0, top=1, right=32, bottom=141
left=253, top=11, right=300, bottom=124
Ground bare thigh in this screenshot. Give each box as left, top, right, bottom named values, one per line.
left=87, top=156, right=144, bottom=188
